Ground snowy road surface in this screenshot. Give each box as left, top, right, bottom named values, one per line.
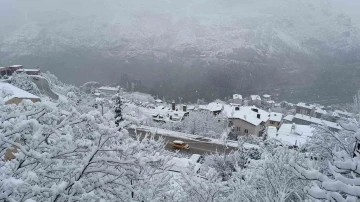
left=127, top=128, right=237, bottom=155
left=31, top=76, right=59, bottom=100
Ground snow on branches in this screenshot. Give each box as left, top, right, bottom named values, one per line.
left=0, top=99, right=173, bottom=201
left=10, top=73, right=41, bottom=96
left=287, top=122, right=360, bottom=202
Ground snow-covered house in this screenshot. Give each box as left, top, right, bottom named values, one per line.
left=265, top=100, right=275, bottom=108
left=123, top=91, right=155, bottom=103
left=154, top=99, right=163, bottom=103
left=333, top=110, right=352, bottom=118
left=0, top=67, right=9, bottom=76
left=293, top=113, right=341, bottom=131
left=8, top=65, right=23, bottom=75
left=266, top=112, right=283, bottom=129
left=1, top=65, right=24, bottom=77
left=97, top=86, right=119, bottom=95
left=148, top=105, right=188, bottom=123
left=267, top=124, right=314, bottom=147
left=0, top=82, right=41, bottom=105
left=232, top=94, right=243, bottom=105
left=250, top=95, right=261, bottom=107
left=224, top=105, right=270, bottom=137
left=262, top=94, right=271, bottom=103
left=199, top=102, right=224, bottom=115
left=296, top=102, right=327, bottom=118
left=282, top=115, right=294, bottom=124
left=16, top=69, right=40, bottom=75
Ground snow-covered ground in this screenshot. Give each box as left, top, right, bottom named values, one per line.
left=267, top=124, right=314, bottom=146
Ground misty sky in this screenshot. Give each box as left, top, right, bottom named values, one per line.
left=1, top=0, right=359, bottom=50
left=1, top=0, right=359, bottom=27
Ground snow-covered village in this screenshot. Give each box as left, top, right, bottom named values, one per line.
left=2, top=0, right=360, bottom=201
left=0, top=64, right=360, bottom=202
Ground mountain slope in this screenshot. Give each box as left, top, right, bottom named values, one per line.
left=0, top=0, right=359, bottom=62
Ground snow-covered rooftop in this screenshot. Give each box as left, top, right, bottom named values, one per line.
left=296, top=102, right=314, bottom=109
left=16, top=69, right=40, bottom=72
left=250, top=95, right=261, bottom=101
left=233, top=94, right=242, bottom=99
left=283, top=115, right=294, bottom=122
left=269, top=112, right=283, bottom=122
left=266, top=100, right=275, bottom=104
left=268, top=124, right=314, bottom=146
left=208, top=102, right=223, bottom=111
left=294, top=114, right=341, bottom=130
left=98, top=86, right=118, bottom=91
left=9, top=65, right=23, bottom=68
left=0, top=82, right=40, bottom=102
left=155, top=99, right=163, bottom=103
left=263, top=94, right=271, bottom=98
left=315, top=108, right=327, bottom=115
left=223, top=105, right=269, bottom=126
left=334, top=110, right=352, bottom=117
left=199, top=102, right=223, bottom=112
left=297, top=102, right=327, bottom=114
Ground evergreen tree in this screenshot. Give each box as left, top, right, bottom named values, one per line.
left=115, top=93, right=123, bottom=126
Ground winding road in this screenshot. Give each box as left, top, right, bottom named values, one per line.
left=31, top=76, right=59, bottom=100
left=127, top=128, right=236, bottom=155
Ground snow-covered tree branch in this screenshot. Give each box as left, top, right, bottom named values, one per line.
left=287, top=124, right=360, bottom=201
left=0, top=98, right=174, bottom=201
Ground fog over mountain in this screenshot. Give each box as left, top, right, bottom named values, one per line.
left=1, top=0, right=360, bottom=103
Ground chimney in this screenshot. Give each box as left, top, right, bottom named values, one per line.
left=252, top=108, right=259, bottom=113
left=172, top=102, right=175, bottom=111
left=257, top=114, right=261, bottom=119
left=183, top=105, right=187, bottom=112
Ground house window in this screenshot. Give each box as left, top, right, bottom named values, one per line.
left=244, top=129, right=249, bottom=134
left=296, top=108, right=300, bottom=113
left=270, top=121, right=275, bottom=124
left=236, top=127, right=241, bottom=132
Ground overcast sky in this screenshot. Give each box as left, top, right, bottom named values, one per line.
left=1, top=0, right=359, bottom=25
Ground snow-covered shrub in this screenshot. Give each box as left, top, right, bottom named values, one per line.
left=151, top=111, right=226, bottom=138
left=225, top=147, right=308, bottom=202
left=288, top=146, right=360, bottom=201
left=0, top=99, right=174, bottom=201
left=204, top=149, right=250, bottom=181
left=287, top=121, right=360, bottom=201
left=302, top=121, right=356, bottom=171
left=9, top=72, right=41, bottom=96
left=175, top=165, right=228, bottom=202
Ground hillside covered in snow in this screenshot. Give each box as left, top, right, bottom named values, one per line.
left=0, top=0, right=360, bottom=103
left=1, top=0, right=359, bottom=60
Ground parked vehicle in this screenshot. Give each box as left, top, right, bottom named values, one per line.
left=189, top=154, right=203, bottom=163
left=172, top=140, right=190, bottom=150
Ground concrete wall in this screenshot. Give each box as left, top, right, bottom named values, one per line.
left=5, top=97, right=41, bottom=105
left=231, top=118, right=261, bottom=137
